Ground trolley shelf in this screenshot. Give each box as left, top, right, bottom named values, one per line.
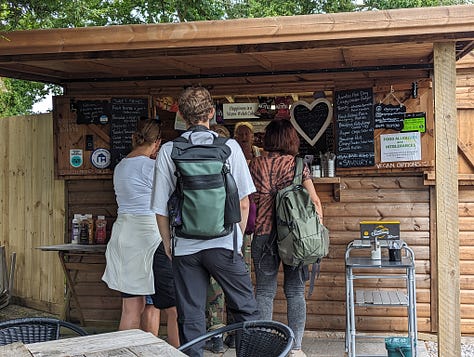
left=345, top=240, right=418, bottom=357
left=355, top=290, right=408, bottom=306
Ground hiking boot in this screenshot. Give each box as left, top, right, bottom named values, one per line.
left=204, top=336, right=225, bottom=354
left=224, top=334, right=235, bottom=348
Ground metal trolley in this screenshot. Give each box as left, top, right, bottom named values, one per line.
left=345, top=240, right=417, bottom=357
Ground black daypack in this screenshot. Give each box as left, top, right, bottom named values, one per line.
left=168, top=126, right=241, bottom=240
left=275, top=157, right=330, bottom=296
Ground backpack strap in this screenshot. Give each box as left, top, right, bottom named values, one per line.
left=179, top=126, right=229, bottom=147
left=293, top=157, right=304, bottom=185
left=307, top=261, right=321, bottom=298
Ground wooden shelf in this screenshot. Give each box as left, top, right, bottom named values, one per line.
left=312, top=177, right=340, bottom=184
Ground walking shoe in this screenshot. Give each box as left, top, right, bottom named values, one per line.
left=204, top=336, right=225, bottom=354
left=290, top=350, right=307, bottom=357
left=224, top=333, right=236, bottom=348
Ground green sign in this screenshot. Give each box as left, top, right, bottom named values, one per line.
left=402, top=113, right=426, bottom=133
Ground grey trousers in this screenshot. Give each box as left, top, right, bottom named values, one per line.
left=173, top=248, right=260, bottom=357
left=251, top=234, right=308, bottom=350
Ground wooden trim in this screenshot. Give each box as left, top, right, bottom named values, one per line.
left=429, top=187, right=438, bottom=333
left=434, top=42, right=460, bottom=356
left=1, top=6, right=473, bottom=56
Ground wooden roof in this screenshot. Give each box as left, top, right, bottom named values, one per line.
left=0, top=5, right=474, bottom=97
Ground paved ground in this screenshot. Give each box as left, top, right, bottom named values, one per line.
left=203, top=331, right=429, bottom=357
left=6, top=304, right=474, bottom=356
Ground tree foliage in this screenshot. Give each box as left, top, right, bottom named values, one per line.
left=0, top=0, right=473, bottom=117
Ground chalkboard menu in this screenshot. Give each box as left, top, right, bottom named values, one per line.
left=110, top=97, right=149, bottom=168
left=374, top=103, right=406, bottom=130
left=335, top=88, right=375, bottom=168
left=75, top=100, right=111, bottom=124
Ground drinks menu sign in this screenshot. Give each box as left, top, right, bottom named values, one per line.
left=334, top=88, right=375, bottom=168
left=110, top=97, right=149, bottom=168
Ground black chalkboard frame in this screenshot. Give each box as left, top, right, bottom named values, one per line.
left=109, top=97, right=150, bottom=168
left=334, top=88, right=375, bottom=169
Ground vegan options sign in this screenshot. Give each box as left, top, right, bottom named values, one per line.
left=380, top=132, right=421, bottom=163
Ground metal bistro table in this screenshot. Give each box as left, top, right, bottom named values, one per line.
left=345, top=240, right=418, bottom=357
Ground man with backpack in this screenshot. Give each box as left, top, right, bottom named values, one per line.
left=151, top=86, right=259, bottom=357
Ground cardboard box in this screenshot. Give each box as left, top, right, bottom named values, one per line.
left=360, top=221, right=400, bottom=240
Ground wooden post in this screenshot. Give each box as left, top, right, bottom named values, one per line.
left=434, top=42, right=460, bottom=356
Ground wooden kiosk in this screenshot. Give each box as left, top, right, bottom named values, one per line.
left=1, top=5, right=474, bottom=356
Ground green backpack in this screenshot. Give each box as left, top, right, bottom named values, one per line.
left=169, top=126, right=241, bottom=240
left=275, top=157, right=329, bottom=294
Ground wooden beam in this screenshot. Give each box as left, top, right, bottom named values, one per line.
left=1, top=6, right=473, bottom=55
left=434, top=42, right=460, bottom=356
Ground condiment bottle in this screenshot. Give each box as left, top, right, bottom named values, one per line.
left=95, top=216, right=107, bottom=244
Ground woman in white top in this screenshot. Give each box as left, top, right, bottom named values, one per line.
left=102, top=119, right=165, bottom=331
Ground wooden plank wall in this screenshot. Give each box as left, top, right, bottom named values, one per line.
left=0, top=114, right=64, bottom=313
left=457, top=108, right=474, bottom=334
left=457, top=49, right=474, bottom=335
left=65, top=180, right=120, bottom=326
left=459, top=184, right=474, bottom=334
left=272, top=176, right=431, bottom=332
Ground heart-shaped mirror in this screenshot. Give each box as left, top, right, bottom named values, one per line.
left=290, top=98, right=332, bottom=146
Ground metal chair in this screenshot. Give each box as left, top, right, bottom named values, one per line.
left=178, top=320, right=294, bottom=357
left=0, top=317, right=88, bottom=346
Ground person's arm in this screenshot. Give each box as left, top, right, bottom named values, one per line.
left=156, top=214, right=172, bottom=259
left=302, top=178, right=324, bottom=223
left=239, top=195, right=250, bottom=235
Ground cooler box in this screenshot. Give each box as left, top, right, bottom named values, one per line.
left=385, top=337, right=413, bottom=357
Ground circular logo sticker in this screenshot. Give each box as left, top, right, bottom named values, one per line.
left=99, top=114, right=109, bottom=124
left=91, top=148, right=111, bottom=169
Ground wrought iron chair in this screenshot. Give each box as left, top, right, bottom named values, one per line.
left=178, top=320, right=294, bottom=357
left=0, top=317, right=88, bottom=346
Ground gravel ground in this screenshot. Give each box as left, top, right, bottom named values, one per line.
left=425, top=338, right=474, bottom=357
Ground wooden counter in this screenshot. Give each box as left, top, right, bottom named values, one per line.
left=38, top=244, right=120, bottom=327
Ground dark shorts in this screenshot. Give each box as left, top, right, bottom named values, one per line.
left=150, top=242, right=176, bottom=309
left=121, top=292, right=143, bottom=298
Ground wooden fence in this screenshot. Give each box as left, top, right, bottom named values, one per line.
left=0, top=114, right=64, bottom=314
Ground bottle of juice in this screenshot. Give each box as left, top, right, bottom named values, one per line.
left=86, top=214, right=94, bottom=245
left=95, top=215, right=107, bottom=244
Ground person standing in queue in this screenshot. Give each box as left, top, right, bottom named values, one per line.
left=102, top=119, right=179, bottom=348
left=151, top=87, right=259, bottom=357
left=249, top=119, right=324, bottom=357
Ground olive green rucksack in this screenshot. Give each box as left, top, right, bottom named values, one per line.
left=275, top=157, right=330, bottom=295
left=168, top=125, right=241, bottom=240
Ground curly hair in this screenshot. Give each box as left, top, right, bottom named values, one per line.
left=178, top=86, right=214, bottom=126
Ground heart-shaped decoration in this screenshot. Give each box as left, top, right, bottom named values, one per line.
left=290, top=98, right=332, bottom=146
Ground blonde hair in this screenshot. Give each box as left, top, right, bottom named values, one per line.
left=131, top=119, right=161, bottom=148
left=178, top=86, right=214, bottom=126
left=210, top=124, right=230, bottom=138
left=234, top=121, right=254, bottom=134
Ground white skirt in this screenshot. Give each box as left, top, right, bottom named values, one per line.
left=102, top=214, right=161, bottom=295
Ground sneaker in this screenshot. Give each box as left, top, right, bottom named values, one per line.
left=290, top=350, right=307, bottom=357
left=204, top=336, right=225, bottom=354
left=224, top=334, right=235, bottom=348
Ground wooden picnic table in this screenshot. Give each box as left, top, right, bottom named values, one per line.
left=0, top=329, right=186, bottom=356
